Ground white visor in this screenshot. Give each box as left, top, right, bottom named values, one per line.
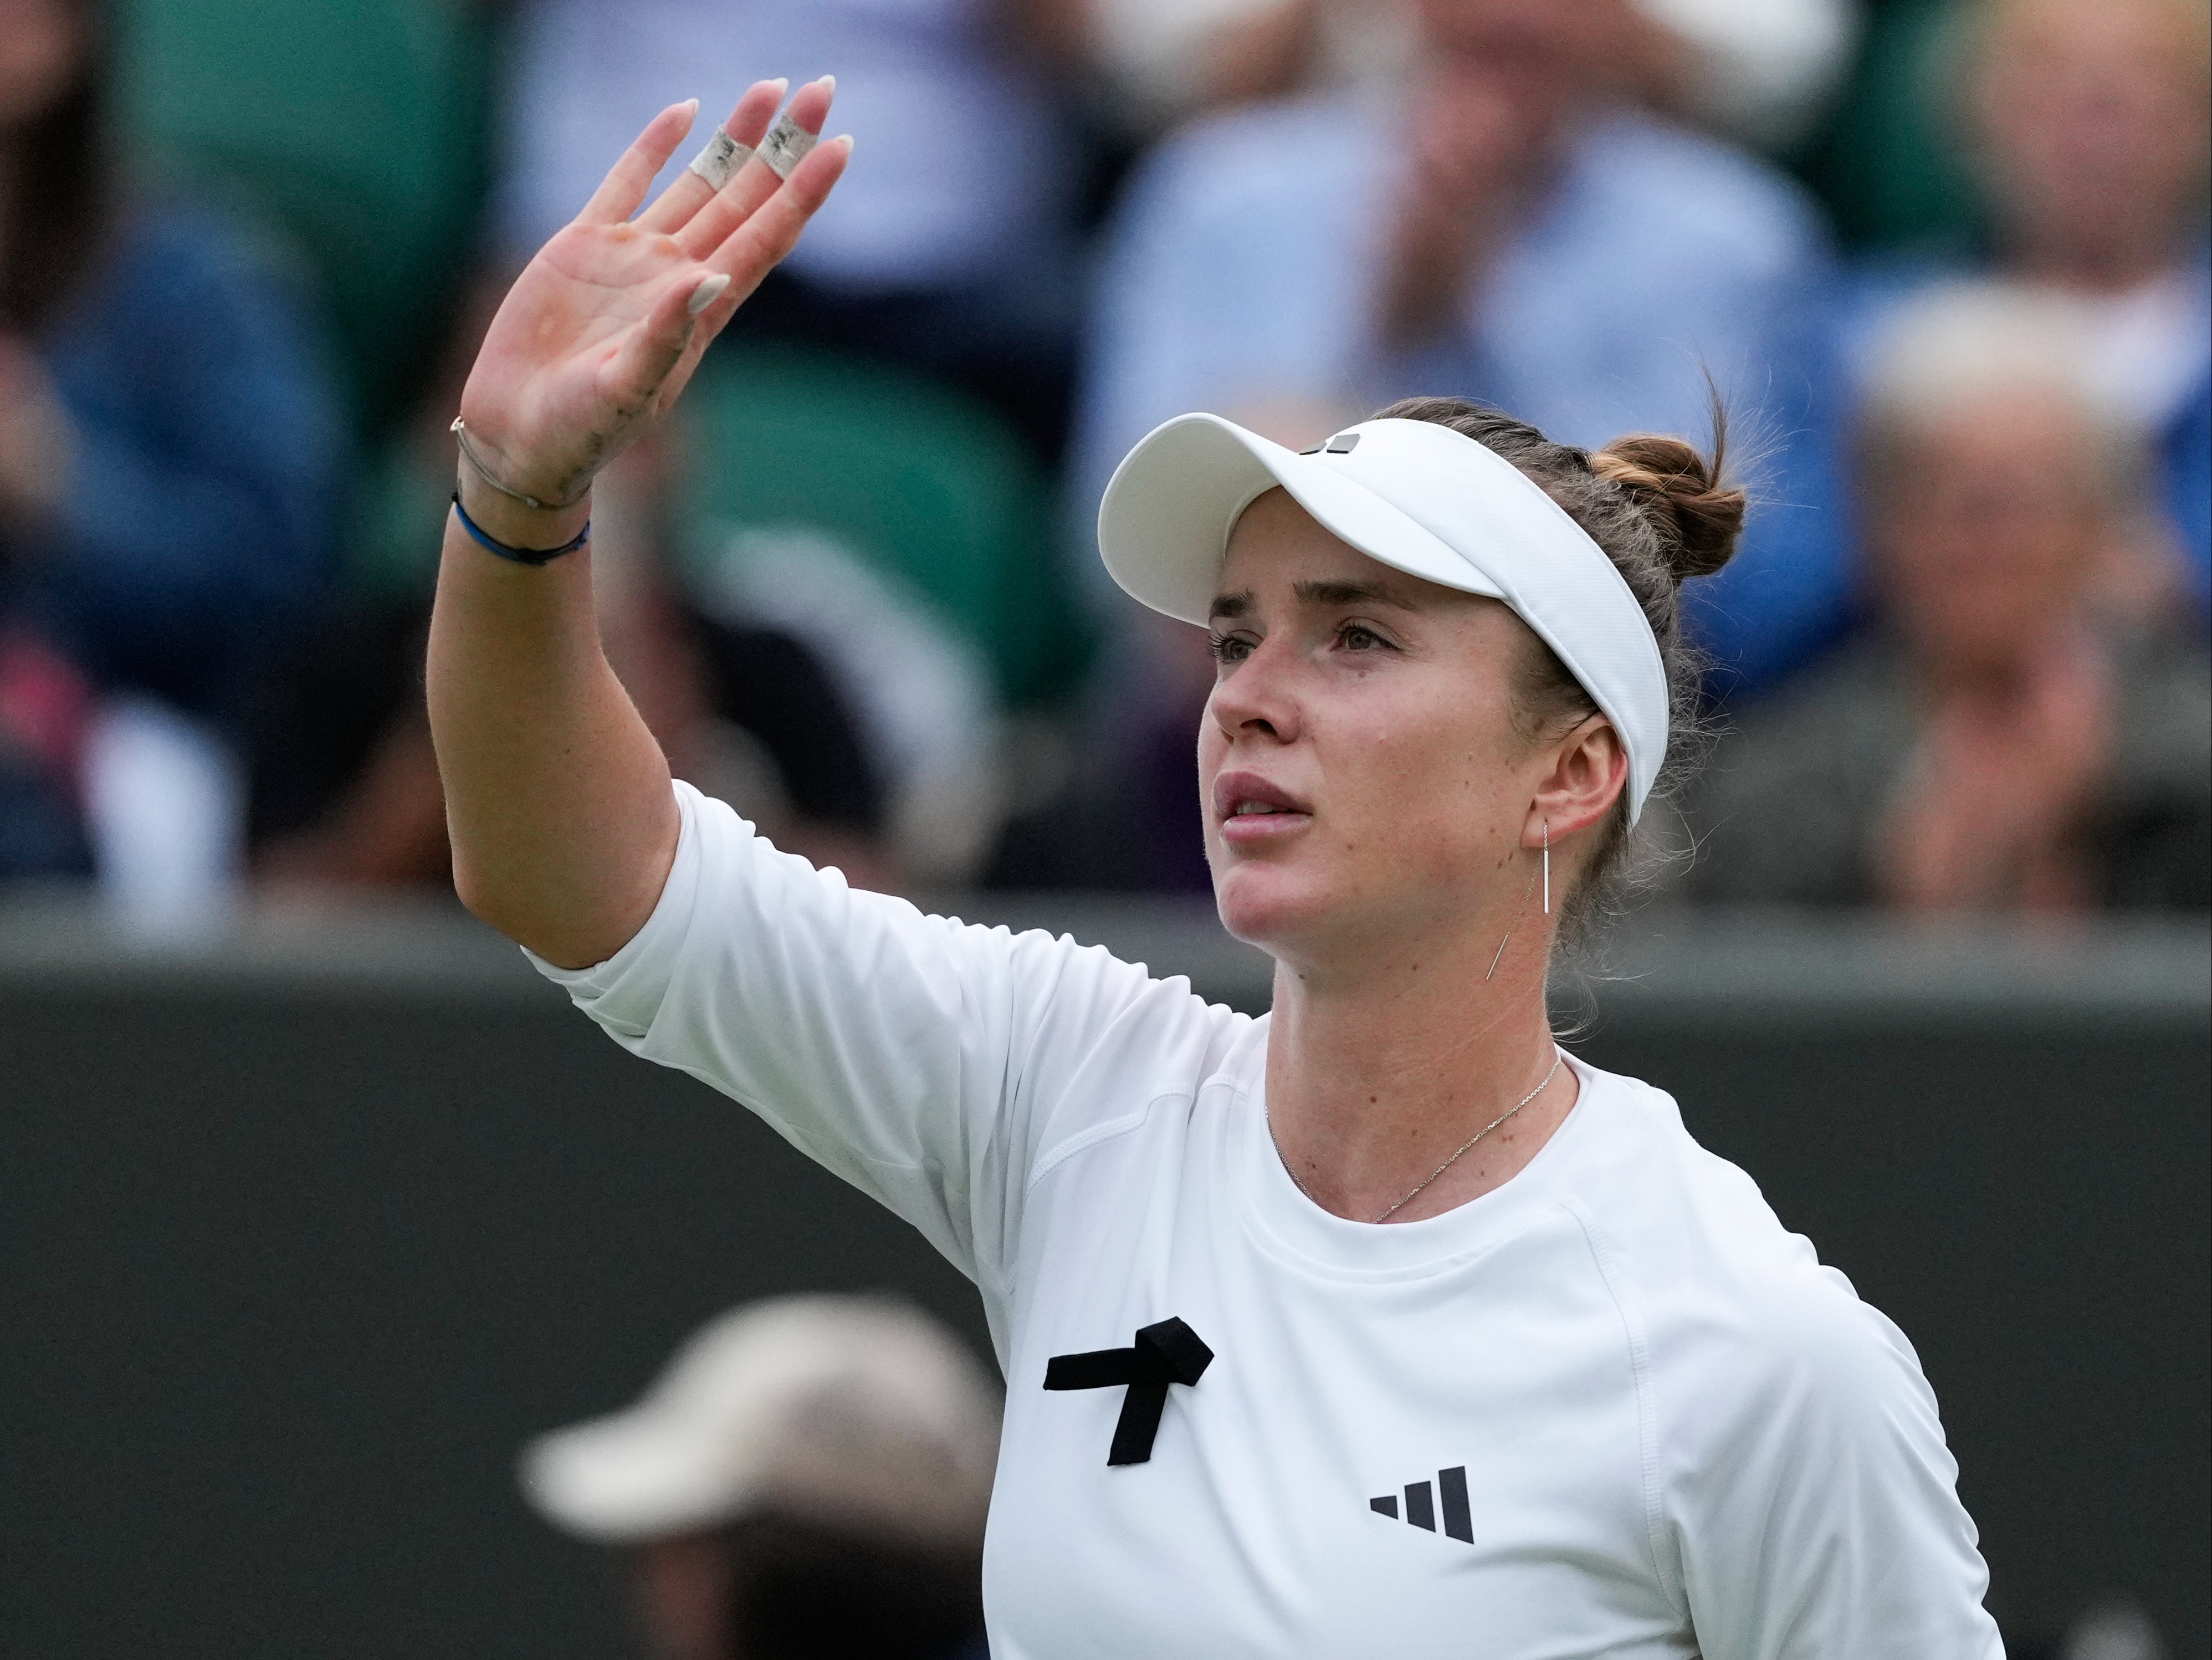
left=1097, top=413, right=1670, bottom=822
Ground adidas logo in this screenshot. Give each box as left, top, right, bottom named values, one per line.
left=1369, top=1465, right=1473, bottom=1543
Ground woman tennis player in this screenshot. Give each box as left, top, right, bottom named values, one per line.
left=431, top=81, right=2004, bottom=1656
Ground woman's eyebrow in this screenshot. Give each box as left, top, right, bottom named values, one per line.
left=1210, top=579, right=1425, bottom=621
left=1293, top=578, right=1422, bottom=611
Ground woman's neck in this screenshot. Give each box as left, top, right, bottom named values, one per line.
left=1261, top=896, right=1578, bottom=1225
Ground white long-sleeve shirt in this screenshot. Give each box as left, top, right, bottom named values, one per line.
left=534, top=781, right=2004, bottom=1658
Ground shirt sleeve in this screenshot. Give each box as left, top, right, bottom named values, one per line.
left=1671, top=1273, right=2006, bottom=1659
left=528, top=781, right=1231, bottom=1300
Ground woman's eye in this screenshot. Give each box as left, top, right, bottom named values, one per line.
left=1209, top=632, right=1255, bottom=665
left=1339, top=624, right=1390, bottom=652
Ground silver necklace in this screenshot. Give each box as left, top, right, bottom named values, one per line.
left=1272, top=1051, right=1565, bottom=1224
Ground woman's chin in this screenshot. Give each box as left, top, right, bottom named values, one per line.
left=1210, top=859, right=1336, bottom=950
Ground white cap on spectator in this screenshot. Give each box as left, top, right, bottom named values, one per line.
left=1632, top=0, right=1859, bottom=150
left=1855, top=280, right=2151, bottom=497
left=1099, top=412, right=1671, bottom=821
left=1858, top=280, right=2138, bottom=432
left=519, top=1295, right=1000, bottom=1547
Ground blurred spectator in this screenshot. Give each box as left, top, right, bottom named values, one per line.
left=493, top=0, right=1082, bottom=457
left=1837, top=0, right=2212, bottom=607
left=589, top=441, right=898, bottom=892
left=520, top=1295, right=997, bottom=1660
left=0, top=0, right=343, bottom=908
left=245, top=418, right=896, bottom=895
left=1026, top=0, right=1857, bottom=159
left=1691, top=284, right=2211, bottom=913
left=1020, top=0, right=1845, bottom=888
left=986, top=612, right=1220, bottom=892
left=1026, top=0, right=1342, bottom=137
left=1074, top=0, right=1837, bottom=510
left=1638, top=0, right=1861, bottom=151
left=1013, top=0, right=1420, bottom=146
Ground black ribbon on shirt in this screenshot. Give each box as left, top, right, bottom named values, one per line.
left=1044, top=1317, right=1215, bottom=1466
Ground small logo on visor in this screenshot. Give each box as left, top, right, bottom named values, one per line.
left=1298, top=433, right=1361, bottom=456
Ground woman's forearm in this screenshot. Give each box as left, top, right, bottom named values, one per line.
left=420, top=83, right=848, bottom=965
left=426, top=484, right=678, bottom=970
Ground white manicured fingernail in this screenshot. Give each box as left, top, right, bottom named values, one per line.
left=819, top=74, right=836, bottom=94
left=688, top=273, right=730, bottom=315
left=770, top=77, right=789, bottom=95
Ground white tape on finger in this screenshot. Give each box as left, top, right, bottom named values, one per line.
left=759, top=111, right=817, bottom=179
left=687, top=129, right=755, bottom=191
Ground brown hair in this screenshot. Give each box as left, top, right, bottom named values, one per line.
left=1371, top=394, right=1747, bottom=944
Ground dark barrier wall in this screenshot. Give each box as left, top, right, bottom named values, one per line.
left=3, top=903, right=2205, bottom=1658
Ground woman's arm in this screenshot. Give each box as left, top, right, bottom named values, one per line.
left=426, top=80, right=849, bottom=968
left=427, top=505, right=670, bottom=968
left=1678, top=1283, right=2004, bottom=1658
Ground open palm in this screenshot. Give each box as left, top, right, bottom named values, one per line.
left=458, top=78, right=848, bottom=509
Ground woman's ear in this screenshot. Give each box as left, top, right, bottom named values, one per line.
left=1522, top=714, right=1627, bottom=850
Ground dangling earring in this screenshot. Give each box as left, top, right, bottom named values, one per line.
left=1487, top=819, right=1552, bottom=982
left=1487, top=861, right=1538, bottom=980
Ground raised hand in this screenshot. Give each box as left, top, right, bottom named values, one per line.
left=455, top=77, right=849, bottom=523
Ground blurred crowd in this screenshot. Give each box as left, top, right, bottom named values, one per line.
left=0, top=0, right=2205, bottom=925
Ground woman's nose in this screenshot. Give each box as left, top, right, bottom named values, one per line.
left=1209, top=637, right=1303, bottom=745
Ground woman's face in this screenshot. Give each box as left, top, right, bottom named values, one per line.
left=0, top=0, right=84, bottom=130
left=1198, top=488, right=1574, bottom=966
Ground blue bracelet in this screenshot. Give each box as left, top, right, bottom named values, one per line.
left=450, top=493, right=591, bottom=566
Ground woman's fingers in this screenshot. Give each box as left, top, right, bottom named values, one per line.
left=603, top=269, right=725, bottom=416
left=636, top=79, right=787, bottom=236
left=697, top=131, right=852, bottom=297
left=782, top=75, right=836, bottom=130
left=547, top=78, right=844, bottom=453
left=672, top=75, right=837, bottom=261
left=578, top=101, right=699, bottom=226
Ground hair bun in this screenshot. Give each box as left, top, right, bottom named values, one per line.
left=1589, top=431, right=1745, bottom=583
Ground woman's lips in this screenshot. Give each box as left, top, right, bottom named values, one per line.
left=1221, top=806, right=1310, bottom=846
left=1213, top=771, right=1312, bottom=846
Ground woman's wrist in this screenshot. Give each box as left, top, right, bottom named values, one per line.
left=454, top=466, right=592, bottom=554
